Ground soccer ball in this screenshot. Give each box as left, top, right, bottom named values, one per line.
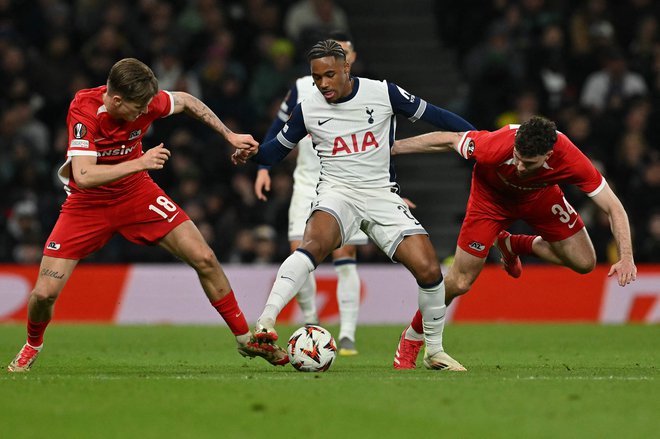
left=287, top=325, right=337, bottom=372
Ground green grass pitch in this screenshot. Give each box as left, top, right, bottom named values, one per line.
left=1, top=324, right=658, bottom=438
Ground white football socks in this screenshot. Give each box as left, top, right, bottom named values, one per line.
left=418, top=279, right=447, bottom=356
left=261, top=250, right=315, bottom=322
left=335, top=259, right=360, bottom=341
left=296, top=272, right=319, bottom=324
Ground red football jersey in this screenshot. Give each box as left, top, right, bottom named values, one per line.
left=456, top=125, right=605, bottom=202
left=57, top=86, right=174, bottom=199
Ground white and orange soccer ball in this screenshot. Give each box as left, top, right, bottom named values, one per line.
left=287, top=325, right=337, bottom=372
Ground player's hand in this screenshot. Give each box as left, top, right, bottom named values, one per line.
left=231, top=148, right=256, bottom=165
left=254, top=168, right=271, bottom=201
left=141, top=143, right=171, bottom=170
left=607, top=257, right=637, bottom=287
left=228, top=132, right=259, bottom=152
left=402, top=197, right=417, bottom=209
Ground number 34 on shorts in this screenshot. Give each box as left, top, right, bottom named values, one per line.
left=551, top=196, right=578, bottom=229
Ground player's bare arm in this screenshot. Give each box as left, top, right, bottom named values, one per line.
left=72, top=144, right=171, bottom=188
left=591, top=182, right=637, bottom=286
left=254, top=168, right=272, bottom=201
left=392, top=131, right=465, bottom=155
left=171, top=91, right=258, bottom=152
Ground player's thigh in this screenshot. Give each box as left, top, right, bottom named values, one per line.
left=522, top=187, right=585, bottom=243
left=301, top=210, right=343, bottom=261
left=33, top=256, right=79, bottom=300
left=392, top=234, right=441, bottom=283
left=310, top=190, right=362, bottom=249
left=547, top=228, right=596, bottom=273
left=158, top=220, right=217, bottom=267
left=118, top=183, right=190, bottom=245
left=445, top=246, right=486, bottom=295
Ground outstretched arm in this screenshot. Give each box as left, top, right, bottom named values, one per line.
left=172, top=91, right=258, bottom=152
left=72, top=144, right=171, bottom=188
left=392, top=131, right=465, bottom=155
left=591, top=182, right=637, bottom=286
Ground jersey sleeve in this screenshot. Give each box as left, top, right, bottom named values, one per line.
left=149, top=90, right=175, bottom=119
left=455, top=129, right=508, bottom=164
left=276, top=104, right=308, bottom=147
left=387, top=82, right=427, bottom=121
left=67, top=105, right=99, bottom=158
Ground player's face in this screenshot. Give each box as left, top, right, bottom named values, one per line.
left=108, top=94, right=152, bottom=121
left=118, top=98, right=151, bottom=121
left=513, top=148, right=553, bottom=177
left=311, top=56, right=352, bottom=103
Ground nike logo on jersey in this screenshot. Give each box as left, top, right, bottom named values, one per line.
left=568, top=217, right=579, bottom=228
left=280, top=275, right=295, bottom=282
left=167, top=212, right=180, bottom=223
left=318, top=118, right=333, bottom=126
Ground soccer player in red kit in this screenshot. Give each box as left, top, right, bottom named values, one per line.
left=390, top=116, right=637, bottom=370
left=7, top=58, right=288, bottom=372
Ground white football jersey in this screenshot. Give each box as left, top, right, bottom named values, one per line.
left=277, top=76, right=321, bottom=191
left=277, top=77, right=427, bottom=190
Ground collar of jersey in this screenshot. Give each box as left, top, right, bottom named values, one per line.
left=333, top=76, right=359, bottom=104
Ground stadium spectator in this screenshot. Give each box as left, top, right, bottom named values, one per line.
left=390, top=116, right=637, bottom=370
left=580, top=47, right=648, bottom=113
left=7, top=58, right=287, bottom=373
left=232, top=39, right=475, bottom=371
left=463, top=22, right=526, bottom=129
left=637, top=208, right=660, bottom=263
left=284, top=0, right=350, bottom=50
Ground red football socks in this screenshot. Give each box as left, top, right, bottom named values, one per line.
left=509, top=234, right=537, bottom=256
left=410, top=310, right=423, bottom=334
left=27, top=319, right=50, bottom=347
left=211, top=291, right=249, bottom=336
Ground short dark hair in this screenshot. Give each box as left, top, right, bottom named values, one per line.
left=307, top=39, right=346, bottom=62
left=514, top=116, right=558, bottom=157
left=107, top=58, right=159, bottom=105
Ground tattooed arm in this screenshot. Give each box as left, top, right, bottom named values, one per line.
left=171, top=92, right=258, bottom=151
left=71, top=144, right=171, bottom=189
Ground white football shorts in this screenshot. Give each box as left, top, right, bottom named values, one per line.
left=288, top=183, right=368, bottom=245
left=311, top=184, right=426, bottom=260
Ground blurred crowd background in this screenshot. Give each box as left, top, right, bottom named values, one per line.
left=1, top=0, right=659, bottom=265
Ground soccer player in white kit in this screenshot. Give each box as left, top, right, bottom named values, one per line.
left=254, top=33, right=366, bottom=356
left=233, top=40, right=475, bottom=370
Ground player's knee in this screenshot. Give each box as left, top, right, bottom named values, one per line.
left=573, top=256, right=596, bottom=274
left=30, top=287, right=58, bottom=305
left=414, top=259, right=442, bottom=285
left=189, top=247, right=219, bottom=273
left=452, top=277, right=473, bottom=296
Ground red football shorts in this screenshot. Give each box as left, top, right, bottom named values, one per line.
left=43, top=181, right=190, bottom=260
left=457, top=184, right=585, bottom=258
